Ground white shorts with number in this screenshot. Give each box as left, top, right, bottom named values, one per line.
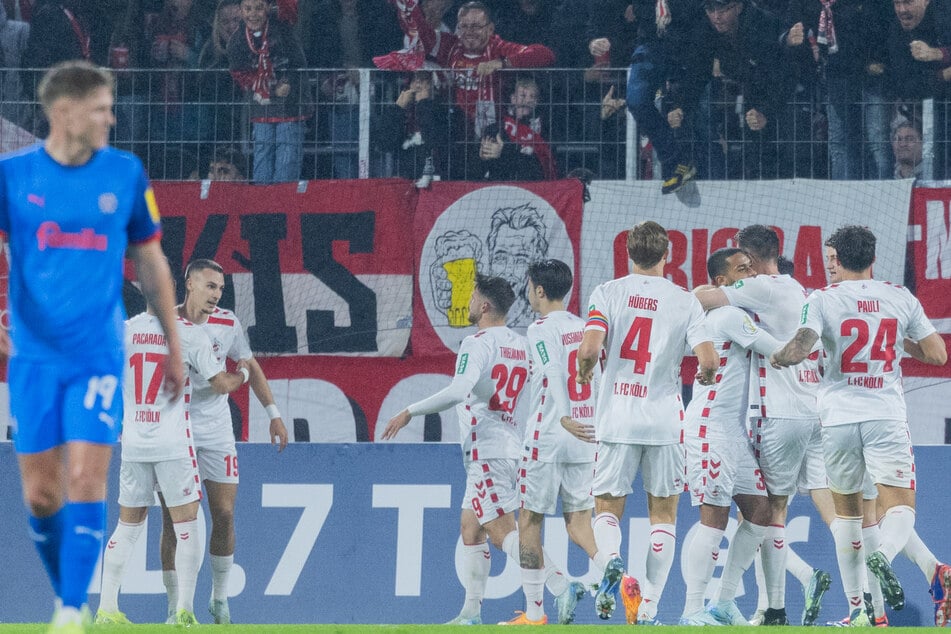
left=463, top=457, right=519, bottom=525
left=195, top=439, right=240, bottom=485
left=118, top=457, right=202, bottom=509
left=796, top=421, right=829, bottom=494
left=750, top=417, right=820, bottom=496
left=592, top=441, right=684, bottom=499
left=820, top=420, right=916, bottom=495
left=519, top=459, right=595, bottom=515
left=686, top=433, right=766, bottom=508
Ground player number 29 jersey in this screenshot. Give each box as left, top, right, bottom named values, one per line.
left=525, top=311, right=597, bottom=463
left=122, top=313, right=221, bottom=462
left=801, top=279, right=937, bottom=426
left=586, top=274, right=709, bottom=445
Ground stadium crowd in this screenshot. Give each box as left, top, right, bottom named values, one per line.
left=0, top=0, right=949, bottom=183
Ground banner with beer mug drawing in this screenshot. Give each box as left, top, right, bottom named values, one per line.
left=413, top=182, right=582, bottom=354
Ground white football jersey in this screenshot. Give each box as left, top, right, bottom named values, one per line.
left=801, top=279, right=936, bottom=426
left=188, top=308, right=252, bottom=447
left=685, top=305, right=782, bottom=442
left=585, top=274, right=710, bottom=445
left=121, top=313, right=221, bottom=462
left=525, top=311, right=597, bottom=464
left=722, top=275, right=819, bottom=420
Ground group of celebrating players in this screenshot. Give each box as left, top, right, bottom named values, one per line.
left=385, top=221, right=951, bottom=628
left=2, top=60, right=950, bottom=632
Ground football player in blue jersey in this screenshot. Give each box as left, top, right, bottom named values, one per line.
left=0, top=60, right=184, bottom=634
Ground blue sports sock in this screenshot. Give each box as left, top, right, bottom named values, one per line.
left=59, top=501, right=106, bottom=610
left=28, top=508, right=65, bottom=597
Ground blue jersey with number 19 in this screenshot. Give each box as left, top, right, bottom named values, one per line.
left=0, top=144, right=161, bottom=366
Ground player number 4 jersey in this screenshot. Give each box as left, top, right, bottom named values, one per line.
left=586, top=274, right=709, bottom=445
left=801, top=279, right=937, bottom=426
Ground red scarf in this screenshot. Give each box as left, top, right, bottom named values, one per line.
left=245, top=22, right=274, bottom=103
left=503, top=114, right=557, bottom=180
left=63, top=8, right=91, bottom=60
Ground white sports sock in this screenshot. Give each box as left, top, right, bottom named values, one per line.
left=682, top=523, right=724, bottom=616
left=210, top=554, right=233, bottom=603
left=901, top=529, right=939, bottom=581
left=786, top=545, right=814, bottom=589
left=592, top=513, right=622, bottom=560
left=831, top=517, right=865, bottom=613
left=761, top=524, right=787, bottom=609
left=719, top=521, right=767, bottom=602
left=543, top=556, right=568, bottom=597
left=754, top=547, right=768, bottom=612
left=878, top=505, right=915, bottom=562
left=592, top=549, right=613, bottom=575
left=521, top=567, right=546, bottom=621
left=863, top=524, right=885, bottom=618
left=174, top=520, right=202, bottom=613
left=98, top=520, right=145, bottom=613
left=460, top=543, right=490, bottom=619
left=641, top=523, right=676, bottom=618
left=163, top=569, right=179, bottom=619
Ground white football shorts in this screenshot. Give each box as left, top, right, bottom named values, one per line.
left=519, top=459, right=595, bottom=515
left=118, top=457, right=201, bottom=509
left=592, top=441, right=684, bottom=499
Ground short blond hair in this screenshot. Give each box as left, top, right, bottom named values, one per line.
left=38, top=60, right=114, bottom=111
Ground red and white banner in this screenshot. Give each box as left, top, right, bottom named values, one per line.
left=410, top=181, right=584, bottom=356
left=2, top=178, right=949, bottom=444
left=907, top=186, right=951, bottom=378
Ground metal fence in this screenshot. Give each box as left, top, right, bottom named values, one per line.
left=5, top=67, right=948, bottom=182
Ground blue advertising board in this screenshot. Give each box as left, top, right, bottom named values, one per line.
left=0, top=443, right=946, bottom=626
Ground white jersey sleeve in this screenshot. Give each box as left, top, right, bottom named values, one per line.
left=407, top=338, right=484, bottom=416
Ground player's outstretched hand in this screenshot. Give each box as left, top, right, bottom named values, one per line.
left=271, top=417, right=288, bottom=452
left=560, top=416, right=596, bottom=443
left=382, top=410, right=411, bottom=440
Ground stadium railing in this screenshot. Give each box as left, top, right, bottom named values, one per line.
left=3, top=67, right=948, bottom=182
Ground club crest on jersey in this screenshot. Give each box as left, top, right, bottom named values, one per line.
left=535, top=341, right=549, bottom=364
left=98, top=192, right=118, bottom=214
left=456, top=353, right=469, bottom=374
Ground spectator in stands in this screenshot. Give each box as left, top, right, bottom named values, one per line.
left=886, top=0, right=951, bottom=101
left=0, top=4, right=32, bottom=131
left=374, top=70, right=450, bottom=182
left=145, top=0, right=210, bottom=142
left=885, top=0, right=951, bottom=177
left=207, top=144, right=249, bottom=179
left=891, top=117, right=924, bottom=179
left=679, top=0, right=796, bottom=180
left=107, top=0, right=149, bottom=154
left=619, top=0, right=704, bottom=194
left=229, top=0, right=310, bottom=183
left=377, top=0, right=554, bottom=165
left=488, top=0, right=558, bottom=53
left=197, top=0, right=245, bottom=148
left=21, top=0, right=95, bottom=134
left=471, top=121, right=544, bottom=180
left=306, top=0, right=403, bottom=178
left=784, top=0, right=891, bottom=179
left=501, top=75, right=557, bottom=179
